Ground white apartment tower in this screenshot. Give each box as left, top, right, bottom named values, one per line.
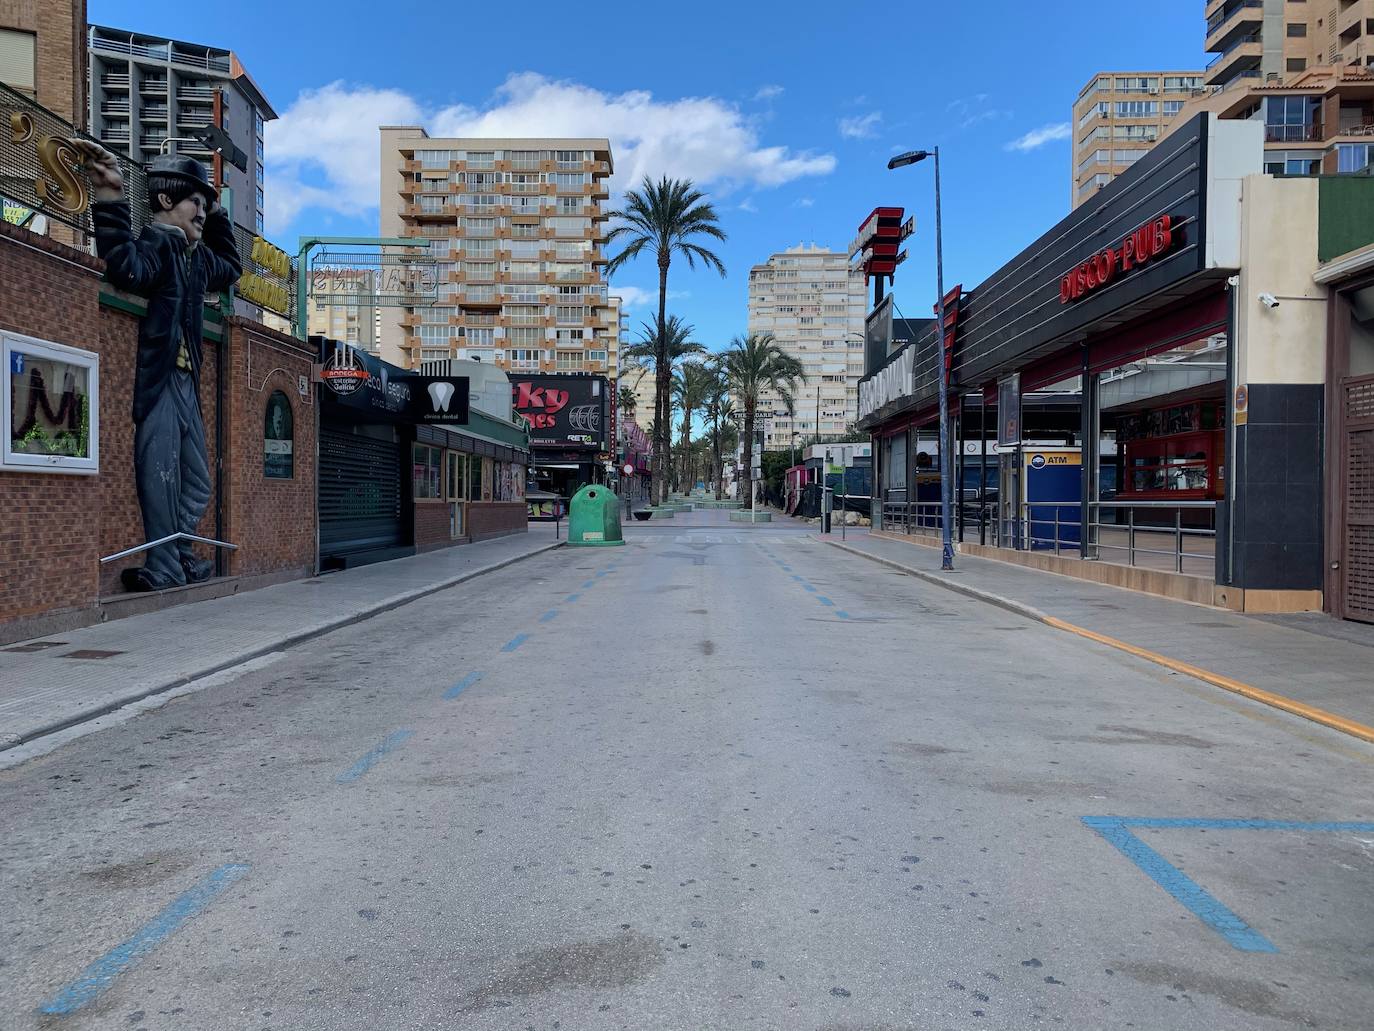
left=746, top=244, right=867, bottom=450
left=379, top=128, right=618, bottom=375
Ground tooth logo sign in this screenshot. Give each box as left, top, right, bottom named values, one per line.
left=428, top=381, right=456, bottom=412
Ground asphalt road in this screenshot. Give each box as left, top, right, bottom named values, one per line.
left=3, top=515, right=1373, bottom=1030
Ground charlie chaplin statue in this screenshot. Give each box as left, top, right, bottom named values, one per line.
left=73, top=142, right=243, bottom=591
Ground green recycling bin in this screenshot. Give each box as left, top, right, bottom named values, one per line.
left=567, top=483, right=626, bottom=546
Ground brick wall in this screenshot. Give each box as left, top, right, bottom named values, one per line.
left=414, top=501, right=451, bottom=551
left=0, top=0, right=86, bottom=126
left=0, top=219, right=316, bottom=634
left=468, top=502, right=526, bottom=542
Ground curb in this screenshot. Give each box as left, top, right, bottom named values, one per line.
left=820, top=537, right=1374, bottom=746
left=3, top=540, right=565, bottom=752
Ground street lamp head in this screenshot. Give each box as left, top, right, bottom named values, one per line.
left=887, top=150, right=930, bottom=170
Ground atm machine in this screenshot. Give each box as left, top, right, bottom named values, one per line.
left=1000, top=445, right=1083, bottom=552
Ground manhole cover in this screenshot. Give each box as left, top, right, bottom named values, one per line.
left=62, top=649, right=125, bottom=660
left=4, top=640, right=68, bottom=653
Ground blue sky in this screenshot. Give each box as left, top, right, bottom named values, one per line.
left=93, top=0, right=1208, bottom=351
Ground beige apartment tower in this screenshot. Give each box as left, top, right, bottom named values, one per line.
left=745, top=244, right=867, bottom=450
left=379, top=129, right=619, bottom=378
left=1072, top=71, right=1204, bottom=208
left=1204, top=0, right=1374, bottom=90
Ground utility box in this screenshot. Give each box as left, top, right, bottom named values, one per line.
left=567, top=484, right=626, bottom=547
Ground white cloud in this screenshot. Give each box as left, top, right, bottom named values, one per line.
left=753, top=84, right=785, bottom=101
left=1005, top=122, right=1073, bottom=152
left=611, top=287, right=690, bottom=309
left=263, top=81, right=421, bottom=228
left=838, top=111, right=882, bottom=139
left=794, top=197, right=815, bottom=208
left=264, top=73, right=836, bottom=232
left=738, top=198, right=758, bottom=213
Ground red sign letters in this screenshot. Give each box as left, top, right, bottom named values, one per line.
left=513, top=382, right=569, bottom=429
left=1059, top=215, right=1175, bottom=304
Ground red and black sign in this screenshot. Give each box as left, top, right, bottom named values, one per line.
left=1060, top=215, right=1176, bottom=304
left=511, top=374, right=609, bottom=450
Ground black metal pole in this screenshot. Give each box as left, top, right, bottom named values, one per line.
left=979, top=389, right=988, bottom=546
left=934, top=147, right=954, bottom=570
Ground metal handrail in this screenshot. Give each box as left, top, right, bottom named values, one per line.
left=100, top=532, right=238, bottom=565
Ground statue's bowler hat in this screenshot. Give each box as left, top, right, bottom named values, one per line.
left=147, top=154, right=217, bottom=202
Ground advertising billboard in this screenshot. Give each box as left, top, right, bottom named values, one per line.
left=510, top=374, right=609, bottom=450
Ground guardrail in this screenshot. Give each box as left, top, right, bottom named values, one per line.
left=882, top=498, right=1218, bottom=576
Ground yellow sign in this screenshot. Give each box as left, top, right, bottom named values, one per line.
left=238, top=271, right=290, bottom=316
left=1028, top=451, right=1081, bottom=469
left=250, top=235, right=291, bottom=278
left=8, top=112, right=90, bottom=217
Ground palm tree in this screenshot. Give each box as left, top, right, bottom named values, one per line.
left=671, top=361, right=714, bottom=492
left=606, top=177, right=727, bottom=503
left=702, top=366, right=737, bottom=498
left=621, top=315, right=705, bottom=501
left=617, top=384, right=638, bottom=419
left=721, top=333, right=806, bottom=508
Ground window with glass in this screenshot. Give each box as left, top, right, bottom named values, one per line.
left=448, top=451, right=467, bottom=500
left=421, top=306, right=453, bottom=324
left=508, top=260, right=542, bottom=280
left=417, top=150, right=455, bottom=168
left=551, top=172, right=588, bottom=188
left=3, top=332, right=99, bottom=473
left=556, top=351, right=584, bottom=370
left=586, top=349, right=607, bottom=364
left=511, top=222, right=542, bottom=238
left=508, top=240, right=543, bottom=259
left=465, top=261, right=495, bottom=280
left=1162, top=100, right=1184, bottom=117
left=508, top=327, right=543, bottom=346
left=1078, top=102, right=1109, bottom=128
left=465, top=151, right=494, bottom=169
left=1163, top=75, right=1202, bottom=92
left=556, top=196, right=584, bottom=214
left=508, top=172, right=544, bottom=192
left=413, top=443, right=443, bottom=499
left=465, top=239, right=496, bottom=258
left=1338, top=143, right=1373, bottom=174
left=555, top=305, right=586, bottom=324
left=549, top=217, right=590, bottom=236
left=417, top=326, right=450, bottom=346
left=464, top=171, right=499, bottom=189
left=1115, top=101, right=1157, bottom=118
left=465, top=327, right=496, bottom=346
left=1265, top=95, right=1320, bottom=141
left=1114, top=75, right=1157, bottom=93
left=508, top=151, right=544, bottom=169
left=463, top=216, right=496, bottom=236
left=465, top=194, right=499, bottom=211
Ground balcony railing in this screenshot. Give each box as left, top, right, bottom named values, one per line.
left=176, top=86, right=217, bottom=102
left=1206, top=0, right=1263, bottom=36
left=100, top=74, right=131, bottom=89
left=1265, top=122, right=1324, bottom=143
left=139, top=78, right=168, bottom=93
left=1206, top=32, right=1261, bottom=71
left=100, top=102, right=131, bottom=116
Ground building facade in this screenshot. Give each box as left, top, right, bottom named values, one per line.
left=87, top=25, right=275, bottom=232
left=378, top=129, right=618, bottom=378
left=745, top=244, right=866, bottom=450
left=1205, top=0, right=1374, bottom=91
left=0, top=0, right=86, bottom=125
left=1073, top=71, right=1204, bottom=208
left=307, top=270, right=379, bottom=354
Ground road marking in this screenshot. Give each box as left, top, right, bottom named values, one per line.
left=836, top=611, right=852, bottom=619
left=501, top=633, right=530, bottom=652
left=539, top=609, right=560, bottom=623
left=581, top=580, right=596, bottom=588
left=817, top=596, right=835, bottom=606
left=38, top=863, right=251, bottom=1014
left=444, top=671, right=484, bottom=700
left=802, top=584, right=817, bottom=593
left=565, top=592, right=581, bottom=602
left=337, top=729, right=414, bottom=784
left=1083, top=816, right=1374, bottom=952
left=1041, top=616, right=1374, bottom=745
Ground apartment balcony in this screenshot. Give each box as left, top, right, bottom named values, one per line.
left=1205, top=0, right=1263, bottom=51
left=1265, top=122, right=1325, bottom=143
left=101, top=129, right=131, bottom=145
left=400, top=311, right=421, bottom=328
left=100, top=101, right=131, bottom=116
left=141, top=105, right=169, bottom=120
left=176, top=86, right=217, bottom=103
left=177, top=109, right=214, bottom=128
left=139, top=134, right=169, bottom=149
left=1205, top=33, right=1262, bottom=86
left=404, top=203, right=459, bottom=220
left=139, top=78, right=168, bottom=94
left=100, top=73, right=131, bottom=90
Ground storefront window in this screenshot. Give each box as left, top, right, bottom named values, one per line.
left=481, top=457, right=493, bottom=500
left=448, top=451, right=467, bottom=501
left=467, top=451, right=482, bottom=500
left=412, top=443, right=442, bottom=499
left=3, top=331, right=99, bottom=474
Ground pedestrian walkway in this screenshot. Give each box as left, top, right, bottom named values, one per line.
left=822, top=529, right=1374, bottom=737
left=0, top=527, right=562, bottom=750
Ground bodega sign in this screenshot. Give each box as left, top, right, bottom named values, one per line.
left=1060, top=215, right=1176, bottom=304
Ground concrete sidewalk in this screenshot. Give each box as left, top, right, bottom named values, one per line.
left=0, top=526, right=563, bottom=749
left=821, top=529, right=1374, bottom=737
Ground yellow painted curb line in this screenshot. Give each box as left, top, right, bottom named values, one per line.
left=1041, top=615, right=1374, bottom=745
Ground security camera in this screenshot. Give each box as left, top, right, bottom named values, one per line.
left=1259, top=292, right=1280, bottom=309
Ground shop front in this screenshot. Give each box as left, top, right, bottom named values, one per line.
left=510, top=373, right=611, bottom=515
left=316, top=339, right=529, bottom=569
left=860, top=113, right=1359, bottom=613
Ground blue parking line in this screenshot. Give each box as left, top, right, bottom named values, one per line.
left=802, top=584, right=817, bottom=593
left=581, top=580, right=596, bottom=588
left=39, top=862, right=251, bottom=1014
left=1117, top=817, right=1374, bottom=833
left=836, top=611, right=851, bottom=619
left=539, top=609, right=559, bottom=623
left=1083, top=816, right=1288, bottom=952
left=817, top=596, right=835, bottom=606
left=337, top=730, right=414, bottom=784
left=501, top=633, right=529, bottom=652
left=444, top=671, right=484, bottom=700
left=565, top=593, right=581, bottom=603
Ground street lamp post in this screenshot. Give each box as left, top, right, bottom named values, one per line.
left=888, top=148, right=954, bottom=571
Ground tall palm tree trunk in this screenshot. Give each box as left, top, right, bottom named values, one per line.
left=654, top=255, right=670, bottom=504
left=741, top=399, right=755, bottom=508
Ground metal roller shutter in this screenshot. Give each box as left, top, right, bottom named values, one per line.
left=1344, top=375, right=1374, bottom=623
left=319, top=424, right=403, bottom=556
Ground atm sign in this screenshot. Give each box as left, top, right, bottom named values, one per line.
left=1029, top=453, right=1081, bottom=468
left=1060, top=215, right=1176, bottom=304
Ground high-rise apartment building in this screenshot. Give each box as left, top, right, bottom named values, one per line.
left=87, top=25, right=275, bottom=232
left=378, top=129, right=618, bottom=377
left=307, top=270, right=380, bottom=354
left=745, top=244, right=867, bottom=450
left=1072, top=71, right=1204, bottom=208
left=1204, top=0, right=1374, bottom=90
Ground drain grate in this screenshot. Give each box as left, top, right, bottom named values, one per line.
left=61, top=649, right=125, bottom=660
left=4, top=640, right=69, bottom=653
